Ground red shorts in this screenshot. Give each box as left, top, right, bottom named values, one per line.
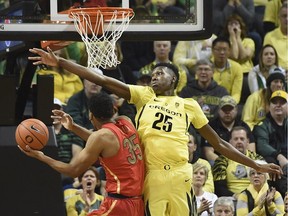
left=88, top=196, right=144, bottom=216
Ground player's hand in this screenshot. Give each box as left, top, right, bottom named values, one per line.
left=51, top=109, right=74, bottom=131
left=28, top=47, right=59, bottom=67
left=18, top=145, right=44, bottom=159
left=257, top=163, right=283, bottom=181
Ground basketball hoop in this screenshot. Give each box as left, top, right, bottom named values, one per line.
left=69, top=7, right=134, bottom=69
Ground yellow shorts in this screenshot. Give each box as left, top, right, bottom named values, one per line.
left=144, top=162, right=197, bottom=216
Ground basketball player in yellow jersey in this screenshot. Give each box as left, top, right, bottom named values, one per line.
left=28, top=48, right=283, bottom=216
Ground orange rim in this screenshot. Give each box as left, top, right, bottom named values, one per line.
left=68, top=7, right=134, bottom=20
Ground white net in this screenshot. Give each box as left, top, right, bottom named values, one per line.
left=70, top=8, right=134, bottom=69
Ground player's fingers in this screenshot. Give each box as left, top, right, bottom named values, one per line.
left=51, top=117, right=62, bottom=122
left=51, top=115, right=60, bottom=119
left=27, top=56, right=43, bottom=63
left=28, top=56, right=40, bottom=60
left=267, top=163, right=283, bottom=176
left=272, top=174, right=276, bottom=182
left=52, top=109, right=64, bottom=115
left=31, top=61, right=43, bottom=65
left=47, top=46, right=53, bottom=54
left=29, top=48, right=44, bottom=56
left=52, top=120, right=61, bottom=125
left=17, top=145, right=31, bottom=154
left=31, top=48, right=43, bottom=52
left=51, top=109, right=58, bottom=114
left=51, top=116, right=62, bottom=124
left=270, top=173, right=281, bottom=181
left=25, top=145, right=32, bottom=151
left=270, top=163, right=282, bottom=170
left=270, top=173, right=275, bottom=181
left=17, top=145, right=26, bottom=152
left=29, top=48, right=38, bottom=54
left=63, top=113, right=72, bottom=120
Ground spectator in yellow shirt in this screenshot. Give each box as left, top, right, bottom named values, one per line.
left=263, top=3, right=288, bottom=70
left=263, top=0, right=287, bottom=34
left=66, top=167, right=104, bottom=216
left=211, top=37, right=243, bottom=104
left=36, top=48, right=83, bottom=104
left=173, top=35, right=217, bottom=79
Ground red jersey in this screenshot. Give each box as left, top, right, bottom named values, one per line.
left=100, top=118, right=144, bottom=197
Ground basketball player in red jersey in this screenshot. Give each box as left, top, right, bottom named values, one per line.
left=19, top=92, right=145, bottom=216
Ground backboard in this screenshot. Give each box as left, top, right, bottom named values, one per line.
left=0, top=0, right=212, bottom=41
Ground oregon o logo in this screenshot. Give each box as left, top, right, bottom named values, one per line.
left=25, top=135, right=34, bottom=143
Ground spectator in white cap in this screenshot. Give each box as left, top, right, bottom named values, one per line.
left=53, top=98, right=63, bottom=110
left=53, top=98, right=63, bottom=135
left=53, top=98, right=84, bottom=164
left=53, top=97, right=87, bottom=189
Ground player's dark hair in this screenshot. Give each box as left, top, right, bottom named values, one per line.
left=88, top=92, right=114, bottom=121
left=153, top=62, right=179, bottom=88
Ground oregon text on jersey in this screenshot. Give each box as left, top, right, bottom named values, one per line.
left=148, top=105, right=182, bottom=117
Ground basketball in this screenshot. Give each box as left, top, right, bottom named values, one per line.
left=15, top=118, right=49, bottom=150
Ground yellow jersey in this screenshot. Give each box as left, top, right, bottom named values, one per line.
left=128, top=85, right=208, bottom=167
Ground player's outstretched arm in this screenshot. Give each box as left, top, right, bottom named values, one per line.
left=18, top=145, right=78, bottom=177
left=198, top=124, right=282, bottom=179
left=52, top=109, right=92, bottom=141
left=28, top=47, right=131, bottom=100
left=18, top=130, right=104, bottom=178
